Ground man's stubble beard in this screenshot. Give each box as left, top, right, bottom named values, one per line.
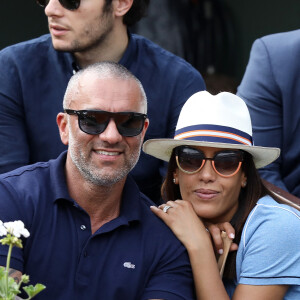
left=53, top=6, right=114, bottom=54
left=68, top=126, right=142, bottom=187
left=70, top=16, right=114, bottom=54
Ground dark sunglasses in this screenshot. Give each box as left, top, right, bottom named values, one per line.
left=175, top=146, right=244, bottom=177
left=36, top=0, right=80, bottom=11
left=65, top=109, right=147, bottom=137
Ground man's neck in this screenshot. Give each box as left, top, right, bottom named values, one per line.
left=74, top=24, right=129, bottom=68
left=65, top=158, right=126, bottom=234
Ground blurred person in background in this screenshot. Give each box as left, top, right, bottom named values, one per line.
left=237, top=30, right=300, bottom=199
left=0, top=0, right=205, bottom=204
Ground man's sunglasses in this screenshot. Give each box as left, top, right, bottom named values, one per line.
left=65, top=109, right=147, bottom=137
left=36, top=0, right=80, bottom=11
left=175, top=146, right=244, bottom=177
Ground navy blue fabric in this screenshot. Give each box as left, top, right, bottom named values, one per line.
left=237, top=30, right=300, bottom=196
left=0, top=152, right=195, bottom=300
left=0, top=32, right=205, bottom=203
left=175, top=124, right=253, bottom=145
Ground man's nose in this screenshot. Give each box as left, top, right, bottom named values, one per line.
left=99, top=119, right=123, bottom=144
left=45, top=0, right=64, bottom=17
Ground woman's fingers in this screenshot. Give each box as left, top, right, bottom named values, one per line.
left=150, top=202, right=177, bottom=226
left=230, top=243, right=239, bottom=251
left=219, top=222, right=235, bottom=240
left=206, top=225, right=224, bottom=254
left=150, top=205, right=169, bottom=218
left=206, top=222, right=238, bottom=254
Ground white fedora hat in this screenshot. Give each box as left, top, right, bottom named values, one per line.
left=143, top=91, right=280, bottom=169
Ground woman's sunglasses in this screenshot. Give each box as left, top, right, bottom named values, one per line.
left=36, top=0, right=80, bottom=11
left=65, top=109, right=147, bottom=137
left=175, top=146, right=244, bottom=177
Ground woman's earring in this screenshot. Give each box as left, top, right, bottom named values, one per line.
left=242, top=181, right=247, bottom=188
left=173, top=178, right=176, bottom=184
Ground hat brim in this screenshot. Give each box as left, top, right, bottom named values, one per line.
left=143, top=139, right=280, bottom=169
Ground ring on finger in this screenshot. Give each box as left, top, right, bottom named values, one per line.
left=163, top=205, right=172, bottom=213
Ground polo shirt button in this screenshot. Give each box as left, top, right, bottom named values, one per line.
left=80, top=225, right=86, bottom=230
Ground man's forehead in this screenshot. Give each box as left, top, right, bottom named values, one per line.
left=79, top=73, right=137, bottom=91
left=71, top=74, right=143, bottom=111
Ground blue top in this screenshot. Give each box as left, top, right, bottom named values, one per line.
left=237, top=30, right=300, bottom=197
left=0, top=152, right=195, bottom=300
left=225, top=196, right=300, bottom=299
left=0, top=32, right=205, bottom=203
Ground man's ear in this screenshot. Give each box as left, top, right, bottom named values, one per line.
left=57, top=112, right=69, bottom=146
left=140, top=118, right=149, bottom=141
left=113, top=0, right=133, bottom=17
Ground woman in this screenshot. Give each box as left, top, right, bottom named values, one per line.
left=143, top=91, right=300, bottom=299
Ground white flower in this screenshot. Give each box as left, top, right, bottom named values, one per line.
left=0, top=221, right=7, bottom=237
left=3, top=220, right=30, bottom=238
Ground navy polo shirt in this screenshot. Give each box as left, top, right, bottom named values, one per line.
left=0, top=32, right=205, bottom=203
left=0, top=152, right=195, bottom=300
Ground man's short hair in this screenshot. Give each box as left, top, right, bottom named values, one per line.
left=63, top=61, right=147, bottom=112
left=104, top=0, right=150, bottom=26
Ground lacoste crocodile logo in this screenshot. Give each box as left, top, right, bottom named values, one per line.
left=123, top=262, right=135, bottom=269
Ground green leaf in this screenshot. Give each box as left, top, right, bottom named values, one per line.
left=23, top=283, right=46, bottom=298
left=7, top=277, right=19, bottom=294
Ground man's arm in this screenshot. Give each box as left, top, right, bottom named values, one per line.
left=6, top=267, right=23, bottom=284
left=142, top=240, right=195, bottom=300
left=0, top=48, right=30, bottom=174
left=237, top=38, right=287, bottom=190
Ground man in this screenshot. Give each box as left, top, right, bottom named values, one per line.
left=237, top=29, right=300, bottom=197
left=0, top=0, right=205, bottom=203
left=0, top=62, right=195, bottom=300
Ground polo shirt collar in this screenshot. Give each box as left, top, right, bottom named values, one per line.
left=119, top=31, right=136, bottom=68
left=50, top=151, right=143, bottom=224
left=119, top=175, right=143, bottom=222
left=50, top=151, right=70, bottom=201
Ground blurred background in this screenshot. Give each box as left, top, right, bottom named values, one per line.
left=0, top=0, right=299, bottom=93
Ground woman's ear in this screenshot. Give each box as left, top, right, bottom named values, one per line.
left=173, top=171, right=179, bottom=185
left=241, top=173, right=247, bottom=188
left=57, top=112, right=69, bottom=146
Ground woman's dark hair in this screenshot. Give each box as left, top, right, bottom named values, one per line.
left=104, top=0, right=150, bottom=26
left=161, top=147, right=281, bottom=280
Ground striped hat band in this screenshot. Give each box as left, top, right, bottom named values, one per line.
left=175, top=124, right=253, bottom=146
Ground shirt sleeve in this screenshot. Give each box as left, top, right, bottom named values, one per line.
left=0, top=180, right=30, bottom=273
left=141, top=243, right=195, bottom=300
left=237, top=202, right=300, bottom=286
left=237, top=38, right=287, bottom=191
left=0, top=48, right=30, bottom=174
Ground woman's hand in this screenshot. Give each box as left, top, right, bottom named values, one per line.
left=206, top=222, right=238, bottom=255
left=150, top=200, right=238, bottom=255
left=151, top=200, right=209, bottom=250
left=151, top=201, right=232, bottom=299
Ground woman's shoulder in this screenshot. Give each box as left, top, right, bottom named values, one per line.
left=251, top=195, right=299, bottom=223
left=242, top=195, right=300, bottom=245
left=236, top=195, right=300, bottom=291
